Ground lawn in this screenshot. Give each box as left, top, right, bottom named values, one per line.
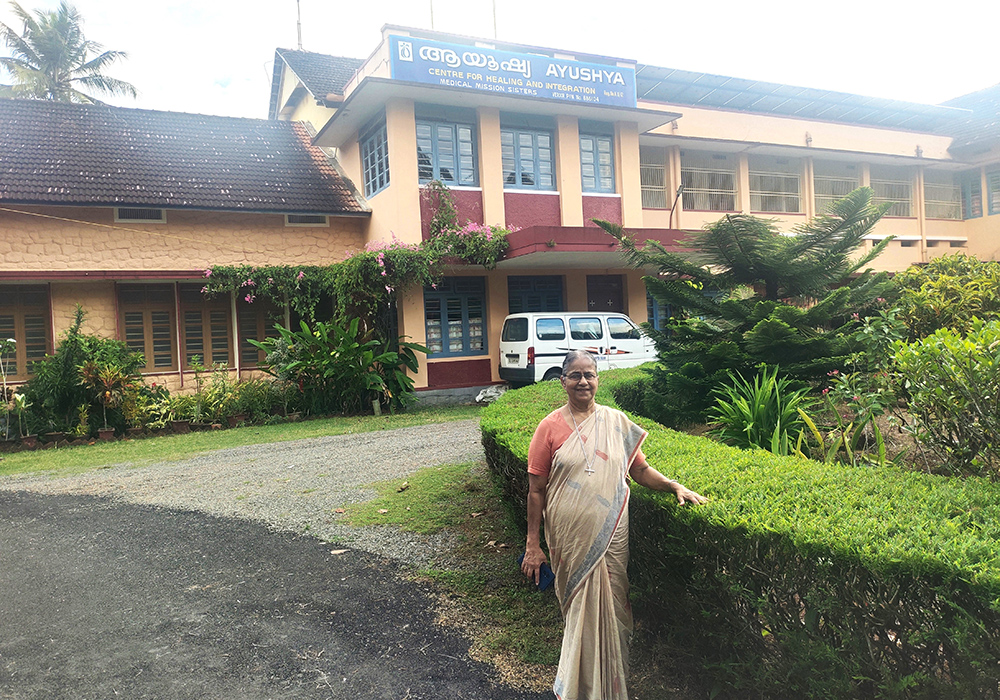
left=0, top=404, right=481, bottom=477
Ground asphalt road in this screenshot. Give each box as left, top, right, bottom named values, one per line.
left=0, top=490, right=551, bottom=700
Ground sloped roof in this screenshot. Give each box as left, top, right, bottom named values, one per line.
left=268, top=49, right=364, bottom=120
left=938, top=84, right=1000, bottom=151
left=635, top=65, right=967, bottom=132
left=0, top=98, right=367, bottom=214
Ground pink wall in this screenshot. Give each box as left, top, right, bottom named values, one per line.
left=420, top=189, right=484, bottom=239
left=583, top=196, right=623, bottom=228
left=504, top=192, right=561, bottom=230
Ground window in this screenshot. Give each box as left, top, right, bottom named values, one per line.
left=923, top=172, right=962, bottom=220
left=569, top=317, right=603, bottom=341
left=501, top=128, right=554, bottom=190
left=681, top=151, right=737, bottom=211
left=424, top=277, right=486, bottom=357
left=416, top=120, right=477, bottom=185
left=119, top=284, right=176, bottom=372
left=962, top=172, right=983, bottom=219
left=361, top=119, right=389, bottom=197
left=870, top=166, right=913, bottom=217
left=814, top=162, right=859, bottom=212
left=640, top=147, right=668, bottom=209
left=285, top=214, right=328, bottom=226
left=646, top=292, right=671, bottom=331
left=608, top=317, right=641, bottom=340
left=238, top=297, right=282, bottom=367
left=178, top=284, right=231, bottom=368
left=508, top=276, right=563, bottom=314
left=536, top=318, right=565, bottom=341
left=116, top=208, right=165, bottom=223
left=501, top=317, right=528, bottom=343
left=580, top=134, right=615, bottom=193
left=749, top=155, right=800, bottom=213
left=988, top=171, right=1000, bottom=216
left=0, top=285, right=50, bottom=381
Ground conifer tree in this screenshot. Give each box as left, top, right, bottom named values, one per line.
left=596, top=187, right=894, bottom=427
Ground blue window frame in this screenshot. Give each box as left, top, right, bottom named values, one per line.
left=580, top=134, right=615, bottom=193
left=424, top=277, right=486, bottom=357
left=501, top=128, right=554, bottom=190
left=646, top=293, right=671, bottom=331
left=988, top=171, right=1000, bottom=216
left=361, top=120, right=389, bottom=197
left=962, top=172, right=983, bottom=219
left=507, top=275, right=563, bottom=314
left=416, top=120, right=477, bottom=186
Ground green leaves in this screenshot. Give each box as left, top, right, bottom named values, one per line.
left=708, top=365, right=813, bottom=455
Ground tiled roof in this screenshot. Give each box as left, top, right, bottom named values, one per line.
left=938, top=84, right=1000, bottom=151
left=0, top=98, right=367, bottom=214
left=268, top=49, right=364, bottom=119
left=277, top=49, right=363, bottom=98
left=635, top=65, right=967, bottom=132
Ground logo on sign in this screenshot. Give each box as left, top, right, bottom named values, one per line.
left=398, top=40, right=413, bottom=62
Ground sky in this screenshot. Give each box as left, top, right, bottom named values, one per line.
left=0, top=0, right=998, bottom=119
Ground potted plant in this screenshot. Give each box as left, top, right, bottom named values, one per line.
left=169, top=394, right=194, bottom=434
left=80, top=360, right=133, bottom=441
left=0, top=337, right=14, bottom=442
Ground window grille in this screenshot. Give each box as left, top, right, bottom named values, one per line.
left=285, top=214, right=328, bottom=226
left=814, top=176, right=860, bottom=212
left=988, top=171, right=1000, bottom=216
left=681, top=152, right=737, bottom=211
left=871, top=167, right=913, bottom=217
left=424, top=277, right=487, bottom=356
left=116, top=208, right=165, bottom=223
left=749, top=156, right=800, bottom=213
left=923, top=173, right=961, bottom=220
left=640, top=147, right=667, bottom=209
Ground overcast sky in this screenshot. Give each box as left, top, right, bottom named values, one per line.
left=1, top=0, right=997, bottom=119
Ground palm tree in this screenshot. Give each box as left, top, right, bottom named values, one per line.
left=0, top=0, right=137, bottom=103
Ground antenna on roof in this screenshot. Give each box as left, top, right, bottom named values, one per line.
left=296, top=0, right=303, bottom=50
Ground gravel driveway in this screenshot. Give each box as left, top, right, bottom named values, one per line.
left=0, top=419, right=553, bottom=700
left=0, top=420, right=485, bottom=568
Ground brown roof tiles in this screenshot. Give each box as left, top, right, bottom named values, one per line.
left=0, top=98, right=367, bottom=215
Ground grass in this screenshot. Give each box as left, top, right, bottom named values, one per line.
left=0, top=404, right=481, bottom=478
left=343, top=460, right=564, bottom=685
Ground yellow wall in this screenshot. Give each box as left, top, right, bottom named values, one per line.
left=0, top=206, right=366, bottom=272
left=50, top=281, right=117, bottom=339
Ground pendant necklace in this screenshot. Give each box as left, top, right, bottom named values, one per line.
left=570, top=407, right=600, bottom=475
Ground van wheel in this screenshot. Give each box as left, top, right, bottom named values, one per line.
left=542, top=369, right=562, bottom=382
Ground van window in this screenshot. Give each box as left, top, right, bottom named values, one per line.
left=608, top=317, right=641, bottom=340
left=569, top=317, right=603, bottom=340
left=502, top=317, right=528, bottom=342
left=536, top=318, right=565, bottom=340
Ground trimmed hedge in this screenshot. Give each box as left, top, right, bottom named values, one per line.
left=481, top=368, right=1000, bottom=699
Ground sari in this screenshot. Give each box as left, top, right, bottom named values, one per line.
left=537, top=405, right=648, bottom=700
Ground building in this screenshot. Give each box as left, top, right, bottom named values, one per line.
left=4, top=25, right=1000, bottom=396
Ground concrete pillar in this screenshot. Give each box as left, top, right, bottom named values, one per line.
left=556, top=115, right=583, bottom=226
left=477, top=107, right=506, bottom=227
left=738, top=153, right=751, bottom=213
left=384, top=98, right=421, bottom=245
left=615, top=121, right=642, bottom=228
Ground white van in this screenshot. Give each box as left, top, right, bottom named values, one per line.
left=498, top=312, right=656, bottom=385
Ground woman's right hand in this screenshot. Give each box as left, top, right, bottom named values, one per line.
left=521, top=544, right=548, bottom=586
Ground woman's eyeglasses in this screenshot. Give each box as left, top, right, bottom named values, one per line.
left=562, top=372, right=597, bottom=381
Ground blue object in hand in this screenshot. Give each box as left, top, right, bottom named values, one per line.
left=517, top=552, right=555, bottom=591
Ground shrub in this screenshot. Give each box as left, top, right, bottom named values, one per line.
left=482, top=368, right=1000, bottom=698
left=251, top=318, right=424, bottom=416
left=894, top=318, right=1000, bottom=475
left=894, top=253, right=1000, bottom=340
left=21, top=306, right=144, bottom=435
left=708, top=365, right=813, bottom=455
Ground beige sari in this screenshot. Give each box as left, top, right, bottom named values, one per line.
left=546, top=405, right=647, bottom=700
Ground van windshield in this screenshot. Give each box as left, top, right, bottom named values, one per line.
left=502, top=318, right=529, bottom=342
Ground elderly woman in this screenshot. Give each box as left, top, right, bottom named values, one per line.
left=521, top=350, right=706, bottom=700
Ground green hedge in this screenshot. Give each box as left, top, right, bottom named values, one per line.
left=481, top=368, right=1000, bottom=699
